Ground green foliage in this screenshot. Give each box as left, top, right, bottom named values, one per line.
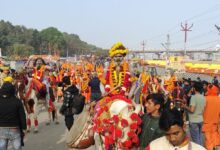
left=0, top=20, right=103, bottom=59
left=10, top=43, right=34, bottom=58
left=40, top=27, right=66, bottom=55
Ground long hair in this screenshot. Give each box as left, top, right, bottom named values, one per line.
left=33, top=57, right=46, bottom=67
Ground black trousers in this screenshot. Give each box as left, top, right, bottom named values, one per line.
left=64, top=115, right=74, bottom=130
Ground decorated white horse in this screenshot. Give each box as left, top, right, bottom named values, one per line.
left=66, top=95, right=142, bottom=150
left=93, top=96, right=142, bottom=150
left=24, top=77, right=50, bottom=132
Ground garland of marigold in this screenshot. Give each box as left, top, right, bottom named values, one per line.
left=109, top=61, right=128, bottom=94
left=81, top=75, right=90, bottom=92
left=34, top=65, right=45, bottom=81
left=93, top=95, right=142, bottom=149
left=109, top=42, right=128, bottom=58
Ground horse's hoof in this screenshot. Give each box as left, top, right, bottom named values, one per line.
left=55, top=121, right=59, bottom=125
left=27, top=129, right=30, bottom=133
left=46, top=122, right=50, bottom=126
left=34, top=130, right=38, bottom=133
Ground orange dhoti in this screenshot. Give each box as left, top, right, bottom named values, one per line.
left=203, top=124, right=220, bottom=150
left=81, top=89, right=91, bottom=104
left=203, top=96, right=220, bottom=150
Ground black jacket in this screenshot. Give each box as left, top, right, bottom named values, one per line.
left=60, top=85, right=79, bottom=116
left=65, top=85, right=79, bottom=96
left=88, top=77, right=101, bottom=93
left=0, top=96, right=27, bottom=130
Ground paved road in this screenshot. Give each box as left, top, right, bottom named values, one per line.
left=19, top=109, right=95, bottom=150
left=22, top=110, right=68, bottom=150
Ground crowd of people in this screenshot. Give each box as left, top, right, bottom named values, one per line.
left=0, top=42, right=219, bottom=150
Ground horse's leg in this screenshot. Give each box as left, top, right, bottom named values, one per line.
left=24, top=102, right=30, bottom=114
left=52, top=88, right=59, bottom=124
left=27, top=99, right=35, bottom=132
left=58, top=96, right=63, bottom=103
left=54, top=109, right=59, bottom=124
left=33, top=98, right=39, bottom=133
left=46, top=111, right=51, bottom=125
left=53, top=99, right=59, bottom=124
left=52, top=106, right=59, bottom=125
left=26, top=113, right=32, bottom=132
left=44, top=98, right=51, bottom=125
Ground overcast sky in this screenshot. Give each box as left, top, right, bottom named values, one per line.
left=1, top=0, right=220, bottom=50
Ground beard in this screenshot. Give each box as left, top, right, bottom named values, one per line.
left=37, top=65, right=41, bottom=70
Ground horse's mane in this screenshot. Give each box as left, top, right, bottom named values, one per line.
left=14, top=73, right=29, bottom=101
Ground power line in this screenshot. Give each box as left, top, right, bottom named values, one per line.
left=173, top=22, right=220, bottom=43
left=186, top=3, right=220, bottom=21
left=215, top=24, right=220, bottom=33
left=172, top=15, right=220, bottom=42
left=146, top=4, right=220, bottom=46
left=193, top=14, right=220, bottom=24
left=149, top=18, right=220, bottom=46
left=204, top=45, right=215, bottom=50
left=172, top=30, right=218, bottom=48
left=152, top=21, right=217, bottom=45
left=189, top=39, right=220, bottom=48
left=172, top=39, right=185, bottom=46
left=188, top=30, right=216, bottom=41
left=147, top=25, right=181, bottom=41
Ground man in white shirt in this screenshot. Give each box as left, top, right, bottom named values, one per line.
left=146, top=109, right=206, bottom=150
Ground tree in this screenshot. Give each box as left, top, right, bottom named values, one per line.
left=40, top=27, right=66, bottom=55
left=29, top=29, right=41, bottom=54
left=0, top=20, right=104, bottom=58
left=10, top=44, right=34, bottom=59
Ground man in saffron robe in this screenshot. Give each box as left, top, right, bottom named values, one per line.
left=26, top=57, right=50, bottom=132
left=202, top=84, right=220, bottom=150
left=104, top=42, right=131, bottom=96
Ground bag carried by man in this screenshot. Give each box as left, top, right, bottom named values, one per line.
left=71, top=93, right=85, bottom=114
left=60, top=91, right=85, bottom=115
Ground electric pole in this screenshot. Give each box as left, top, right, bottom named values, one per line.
left=215, top=24, right=220, bottom=34
left=165, top=34, right=171, bottom=56
left=181, top=21, right=193, bottom=55
left=215, top=25, right=220, bottom=58
left=141, top=41, right=146, bottom=51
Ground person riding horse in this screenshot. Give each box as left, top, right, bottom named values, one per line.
left=31, top=58, right=49, bottom=99
left=104, top=42, right=131, bottom=97
left=25, top=57, right=52, bottom=132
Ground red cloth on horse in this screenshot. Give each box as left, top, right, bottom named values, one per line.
left=25, top=78, right=45, bottom=100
